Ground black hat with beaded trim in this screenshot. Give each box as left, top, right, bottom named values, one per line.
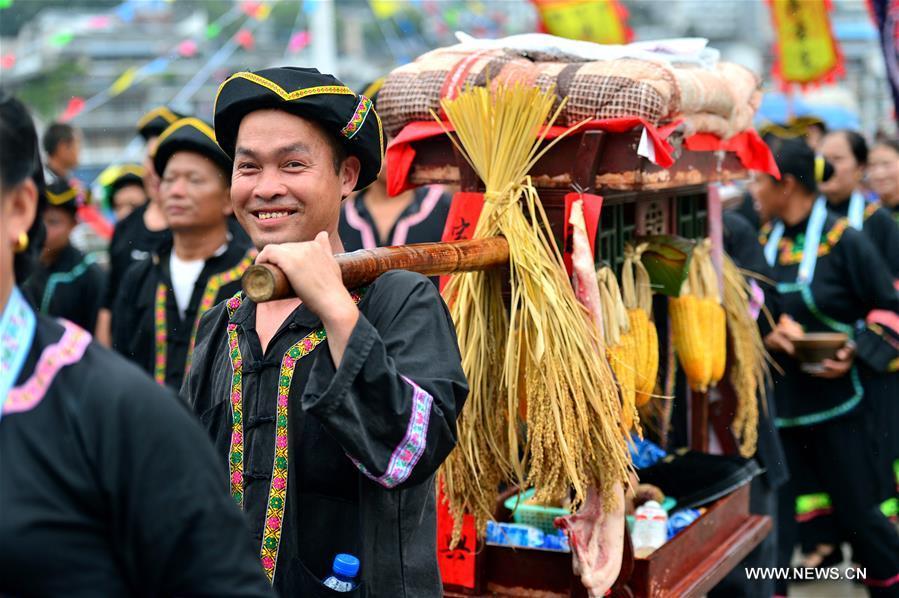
left=107, top=164, right=146, bottom=203
left=213, top=67, right=383, bottom=191
left=153, top=117, right=232, bottom=180
left=136, top=106, right=186, bottom=141
left=45, top=177, right=81, bottom=215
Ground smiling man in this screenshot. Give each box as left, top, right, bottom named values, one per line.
left=182, top=67, right=467, bottom=596
left=112, top=118, right=254, bottom=390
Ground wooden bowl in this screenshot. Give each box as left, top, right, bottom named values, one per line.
left=792, top=333, right=848, bottom=367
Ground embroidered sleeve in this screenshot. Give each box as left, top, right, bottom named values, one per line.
left=348, top=377, right=434, bottom=488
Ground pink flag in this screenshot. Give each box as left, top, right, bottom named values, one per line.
left=60, top=97, right=85, bottom=122
left=287, top=31, right=310, bottom=53
left=177, top=39, right=198, bottom=57
left=236, top=29, right=255, bottom=50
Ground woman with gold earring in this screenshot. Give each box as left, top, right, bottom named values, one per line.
left=0, top=93, right=272, bottom=596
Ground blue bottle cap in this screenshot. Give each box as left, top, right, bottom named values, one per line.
left=332, top=553, right=360, bottom=578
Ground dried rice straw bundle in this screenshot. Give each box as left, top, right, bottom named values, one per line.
left=437, top=83, right=629, bottom=541
left=621, top=243, right=659, bottom=407
left=722, top=254, right=768, bottom=457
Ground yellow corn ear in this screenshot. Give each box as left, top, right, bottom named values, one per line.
left=669, top=294, right=712, bottom=392
left=630, top=308, right=659, bottom=406
left=705, top=299, right=727, bottom=385
left=608, top=335, right=637, bottom=433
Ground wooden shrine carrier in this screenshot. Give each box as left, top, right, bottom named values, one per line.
left=412, top=126, right=773, bottom=598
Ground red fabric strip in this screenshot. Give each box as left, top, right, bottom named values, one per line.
left=386, top=118, right=675, bottom=196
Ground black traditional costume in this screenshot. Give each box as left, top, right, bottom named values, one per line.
left=760, top=198, right=899, bottom=595
left=339, top=185, right=452, bottom=252
left=102, top=105, right=186, bottom=314
left=183, top=67, right=468, bottom=596
left=709, top=210, right=789, bottom=598
left=0, top=291, right=273, bottom=597
left=22, top=178, right=106, bottom=332
left=112, top=118, right=253, bottom=390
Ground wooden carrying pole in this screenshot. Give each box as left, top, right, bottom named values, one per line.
left=242, top=237, right=510, bottom=303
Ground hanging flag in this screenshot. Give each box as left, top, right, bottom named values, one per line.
left=532, top=0, right=632, bottom=45
left=0, top=53, right=15, bottom=70
left=0, top=0, right=13, bottom=9
left=142, top=56, right=170, bottom=75
left=177, top=39, right=198, bottom=57
left=254, top=2, right=272, bottom=20
left=115, top=2, right=136, bottom=23
left=241, top=0, right=261, bottom=16
left=109, top=67, right=138, bottom=96
left=768, top=0, right=844, bottom=88
left=87, top=15, right=112, bottom=29
left=205, top=22, right=222, bottom=39
left=236, top=29, right=255, bottom=50
left=868, top=0, right=899, bottom=123
left=288, top=31, right=311, bottom=53
left=49, top=31, right=75, bottom=47
left=370, top=0, right=402, bottom=19
left=60, top=97, right=86, bottom=122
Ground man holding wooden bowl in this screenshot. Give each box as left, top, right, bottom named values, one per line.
left=182, top=67, right=468, bottom=596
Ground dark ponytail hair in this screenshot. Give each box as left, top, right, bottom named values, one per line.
left=1, top=92, right=46, bottom=283
left=764, top=135, right=833, bottom=195
left=833, top=130, right=869, bottom=166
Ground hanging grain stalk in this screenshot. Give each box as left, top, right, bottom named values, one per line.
left=722, top=254, right=769, bottom=458
left=669, top=242, right=725, bottom=392
left=436, top=83, right=630, bottom=542
left=621, top=243, right=659, bottom=407
left=597, top=266, right=640, bottom=436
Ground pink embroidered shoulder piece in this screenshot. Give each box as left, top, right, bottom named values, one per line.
left=4, top=321, right=91, bottom=416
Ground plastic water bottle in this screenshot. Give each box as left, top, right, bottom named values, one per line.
left=631, top=500, right=668, bottom=556
left=322, top=554, right=359, bottom=592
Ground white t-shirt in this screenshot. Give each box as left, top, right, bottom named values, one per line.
left=169, top=242, right=228, bottom=320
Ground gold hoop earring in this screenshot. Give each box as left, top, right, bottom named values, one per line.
left=14, top=232, right=29, bottom=253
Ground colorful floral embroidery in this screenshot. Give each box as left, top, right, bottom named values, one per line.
left=5, top=321, right=90, bottom=415
left=341, top=95, right=372, bottom=140
left=154, top=250, right=256, bottom=385
left=350, top=376, right=433, bottom=489
left=153, top=283, right=168, bottom=384
left=761, top=218, right=849, bottom=266
left=865, top=201, right=880, bottom=220
left=184, top=251, right=256, bottom=376
left=224, top=289, right=364, bottom=583
left=1, top=290, right=34, bottom=386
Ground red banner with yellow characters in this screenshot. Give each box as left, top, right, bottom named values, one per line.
left=768, top=0, right=845, bottom=88
left=532, top=0, right=633, bottom=45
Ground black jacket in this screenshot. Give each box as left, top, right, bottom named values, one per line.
left=183, top=270, right=468, bottom=597
left=112, top=237, right=254, bottom=390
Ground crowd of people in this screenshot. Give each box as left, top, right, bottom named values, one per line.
left=1, top=67, right=465, bottom=596
left=1, top=62, right=899, bottom=597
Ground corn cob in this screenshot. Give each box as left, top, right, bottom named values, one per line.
left=622, top=243, right=659, bottom=406
left=669, top=292, right=712, bottom=391
left=706, top=299, right=727, bottom=384
left=697, top=241, right=727, bottom=386
left=598, top=266, right=640, bottom=435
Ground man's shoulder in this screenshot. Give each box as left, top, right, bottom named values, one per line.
left=361, top=270, right=444, bottom=325
left=367, top=270, right=435, bottom=299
